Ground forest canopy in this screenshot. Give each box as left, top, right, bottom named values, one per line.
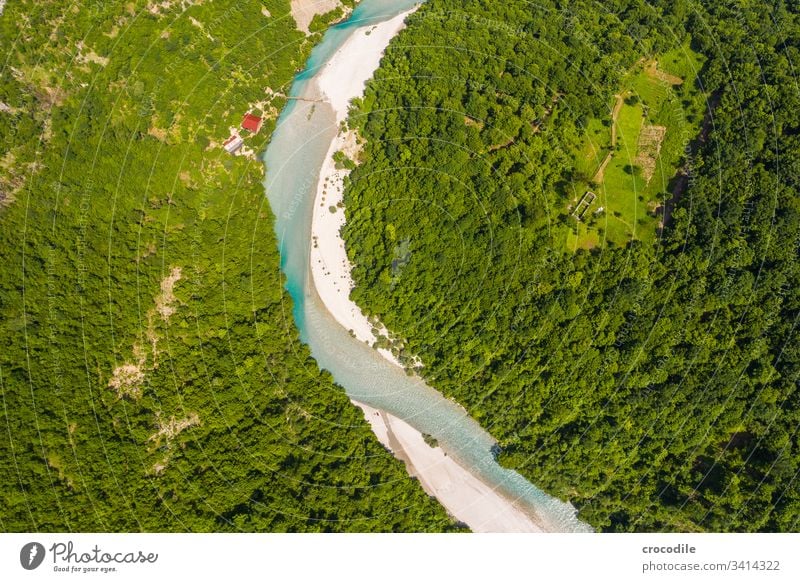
left=0, top=0, right=455, bottom=532
left=342, top=0, right=800, bottom=531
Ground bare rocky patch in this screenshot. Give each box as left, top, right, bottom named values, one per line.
left=147, top=0, right=205, bottom=16
left=148, top=412, right=200, bottom=475
left=148, top=412, right=201, bottom=447
left=464, top=115, right=484, bottom=129
left=75, top=41, right=109, bottom=67
left=291, top=0, right=342, bottom=34
left=108, top=268, right=182, bottom=398
left=156, top=266, right=182, bottom=320
left=108, top=345, right=147, bottom=400
left=147, top=125, right=167, bottom=141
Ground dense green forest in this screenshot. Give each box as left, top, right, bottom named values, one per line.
left=343, top=0, right=800, bottom=531
left=0, top=0, right=456, bottom=531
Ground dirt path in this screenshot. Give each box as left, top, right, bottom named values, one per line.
left=610, top=93, right=624, bottom=146
left=592, top=151, right=614, bottom=184
left=591, top=94, right=625, bottom=184
left=487, top=136, right=515, bottom=152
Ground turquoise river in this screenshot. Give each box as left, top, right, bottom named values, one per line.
left=263, top=0, right=591, bottom=532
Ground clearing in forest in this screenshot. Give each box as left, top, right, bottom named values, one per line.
left=567, top=44, right=706, bottom=251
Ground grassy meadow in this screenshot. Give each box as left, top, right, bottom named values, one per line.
left=567, top=44, right=706, bottom=250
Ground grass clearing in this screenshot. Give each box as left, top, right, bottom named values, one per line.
left=566, top=43, right=706, bottom=250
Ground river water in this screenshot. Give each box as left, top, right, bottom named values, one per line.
left=263, top=0, right=591, bottom=532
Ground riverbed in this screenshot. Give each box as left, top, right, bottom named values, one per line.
left=263, top=0, right=591, bottom=533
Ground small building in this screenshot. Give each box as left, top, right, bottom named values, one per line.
left=241, top=113, right=263, bottom=134
left=223, top=133, right=244, bottom=154
left=572, top=191, right=596, bottom=221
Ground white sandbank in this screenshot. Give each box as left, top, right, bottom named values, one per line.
left=310, top=9, right=417, bottom=368
left=354, top=402, right=545, bottom=532
left=307, top=7, right=549, bottom=532
left=315, top=9, right=415, bottom=125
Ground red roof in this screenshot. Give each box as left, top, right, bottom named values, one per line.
left=241, top=113, right=262, bottom=133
